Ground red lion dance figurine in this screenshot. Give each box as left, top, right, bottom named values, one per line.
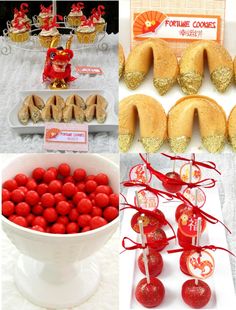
left=43, top=34, right=76, bottom=89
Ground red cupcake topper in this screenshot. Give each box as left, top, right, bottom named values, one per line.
left=71, top=2, right=84, bottom=12
left=80, top=16, right=94, bottom=27
left=13, top=17, right=30, bottom=30
left=41, top=15, right=63, bottom=30
left=91, top=5, right=105, bottom=21
left=40, top=4, right=53, bottom=14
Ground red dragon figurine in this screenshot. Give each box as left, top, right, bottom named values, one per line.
left=42, top=35, right=76, bottom=89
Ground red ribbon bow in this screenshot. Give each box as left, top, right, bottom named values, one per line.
left=176, top=192, right=231, bottom=233
left=122, top=180, right=175, bottom=200
left=71, top=2, right=84, bottom=12
left=13, top=17, right=30, bottom=30
left=91, top=5, right=105, bottom=20
left=20, top=3, right=29, bottom=14
left=40, top=4, right=53, bottom=14
left=121, top=236, right=175, bottom=253
left=168, top=244, right=235, bottom=257
left=139, top=153, right=217, bottom=189
left=161, top=153, right=221, bottom=175
left=120, top=202, right=176, bottom=238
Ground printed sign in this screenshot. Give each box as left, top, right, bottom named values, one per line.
left=133, top=12, right=221, bottom=42
left=178, top=209, right=206, bottom=237
left=44, top=123, right=88, bottom=152
left=183, top=187, right=206, bottom=208
left=180, top=163, right=202, bottom=183
left=129, top=164, right=152, bottom=184
left=76, top=66, right=103, bottom=75
left=187, top=250, right=215, bottom=279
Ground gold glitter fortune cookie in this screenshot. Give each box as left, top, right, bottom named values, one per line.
left=168, top=95, right=227, bottom=153
left=228, top=105, right=236, bottom=152
left=119, top=43, right=125, bottom=80
left=178, top=40, right=233, bottom=95
left=119, top=94, right=167, bottom=153
left=124, top=38, right=179, bottom=95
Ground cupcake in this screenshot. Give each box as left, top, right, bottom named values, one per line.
left=91, top=5, right=106, bottom=33
left=38, top=4, right=53, bottom=27
left=67, top=2, right=84, bottom=27
left=75, top=17, right=96, bottom=44
left=38, top=15, right=62, bottom=48
left=9, top=16, right=30, bottom=42
left=12, top=3, right=31, bottom=27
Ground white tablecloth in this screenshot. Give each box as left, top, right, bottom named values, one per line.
left=0, top=34, right=118, bottom=153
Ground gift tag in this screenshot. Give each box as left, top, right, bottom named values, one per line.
left=129, top=164, right=151, bottom=184
left=187, top=250, right=215, bottom=279
left=134, top=189, right=159, bottom=211
left=178, top=209, right=206, bottom=237
left=183, top=187, right=206, bottom=208
left=180, top=163, right=202, bottom=183
left=131, top=212, right=160, bottom=234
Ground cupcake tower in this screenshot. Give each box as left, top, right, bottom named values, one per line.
left=121, top=153, right=234, bottom=308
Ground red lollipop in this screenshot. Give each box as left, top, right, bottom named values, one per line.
left=135, top=277, right=165, bottom=308
left=179, top=250, right=192, bottom=276
left=162, top=172, right=182, bottom=193
left=131, top=212, right=162, bottom=234
left=182, top=279, right=211, bottom=308
left=177, top=228, right=192, bottom=248
left=138, top=249, right=163, bottom=277
left=175, top=203, right=189, bottom=222
left=146, top=228, right=168, bottom=252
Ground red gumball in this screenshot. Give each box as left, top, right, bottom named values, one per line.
left=179, top=250, right=192, bottom=276
left=138, top=249, right=163, bottom=277
left=135, top=277, right=165, bottom=308
left=162, top=172, right=182, bottom=193
left=146, top=228, right=168, bottom=251
left=182, top=279, right=211, bottom=309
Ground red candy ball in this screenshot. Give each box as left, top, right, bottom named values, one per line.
left=91, top=206, right=102, bottom=217
left=37, top=183, right=48, bottom=196
left=73, top=168, right=86, bottom=181
left=66, top=222, right=79, bottom=234
left=90, top=216, right=107, bottom=230
left=58, top=163, right=71, bottom=177
left=103, top=206, right=118, bottom=222
left=25, top=190, right=40, bottom=206
left=10, top=189, right=25, bottom=203
left=32, top=216, right=47, bottom=229
left=182, top=279, right=211, bottom=309
left=162, top=172, right=182, bottom=193
left=77, top=198, right=92, bottom=214
left=62, top=182, right=77, bottom=197
left=179, top=250, right=192, bottom=276
left=78, top=214, right=92, bottom=227
left=94, top=173, right=109, bottom=185
left=3, top=179, right=17, bottom=192
left=135, top=277, right=165, bottom=308
left=43, top=170, right=56, bottom=184
left=51, top=223, right=65, bottom=234
left=43, top=208, right=58, bottom=222
left=12, top=216, right=27, bottom=227
left=2, top=189, right=10, bottom=202
left=138, top=249, right=163, bottom=277
left=85, top=180, right=97, bottom=193
left=32, top=225, right=45, bottom=232
left=109, top=193, right=119, bottom=208
left=14, top=173, right=28, bottom=186
left=48, top=180, right=62, bottom=194
left=95, top=193, right=109, bottom=208
left=41, top=193, right=55, bottom=208
left=15, top=202, right=30, bottom=217
left=2, top=201, right=15, bottom=217
left=56, top=201, right=71, bottom=216
left=32, top=167, right=46, bottom=181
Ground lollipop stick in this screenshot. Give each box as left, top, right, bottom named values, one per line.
left=138, top=219, right=150, bottom=284
left=135, top=191, right=149, bottom=255
left=173, top=157, right=176, bottom=173
left=52, top=0, right=57, bottom=16
left=195, top=217, right=202, bottom=285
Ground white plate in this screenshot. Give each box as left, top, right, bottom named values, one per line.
left=119, top=0, right=236, bottom=153
left=8, top=89, right=117, bottom=134
left=120, top=176, right=236, bottom=309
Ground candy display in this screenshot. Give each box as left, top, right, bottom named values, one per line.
left=18, top=93, right=108, bottom=124
left=228, top=105, right=236, bottom=151
left=178, top=40, right=233, bottom=95
left=120, top=153, right=235, bottom=309
left=67, top=2, right=84, bottom=27
left=2, top=163, right=119, bottom=234
left=119, top=94, right=167, bottom=152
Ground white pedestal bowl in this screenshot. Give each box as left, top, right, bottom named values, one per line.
left=2, top=154, right=119, bottom=309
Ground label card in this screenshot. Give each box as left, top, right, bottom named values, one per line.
left=44, top=123, right=88, bottom=152
left=76, top=66, right=103, bottom=76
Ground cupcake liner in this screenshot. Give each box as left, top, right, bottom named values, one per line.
left=76, top=31, right=97, bottom=44
left=95, top=22, right=106, bottom=33
left=9, top=31, right=30, bottom=43
left=38, top=34, right=61, bottom=48
left=67, top=16, right=82, bottom=27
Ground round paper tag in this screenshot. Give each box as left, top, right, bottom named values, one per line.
left=131, top=212, right=160, bottom=234
left=178, top=209, right=206, bottom=237
left=183, top=187, right=206, bottom=208
left=134, top=189, right=159, bottom=211
left=129, top=164, right=151, bottom=184
left=180, top=163, right=202, bottom=183
left=187, top=250, right=215, bottom=279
